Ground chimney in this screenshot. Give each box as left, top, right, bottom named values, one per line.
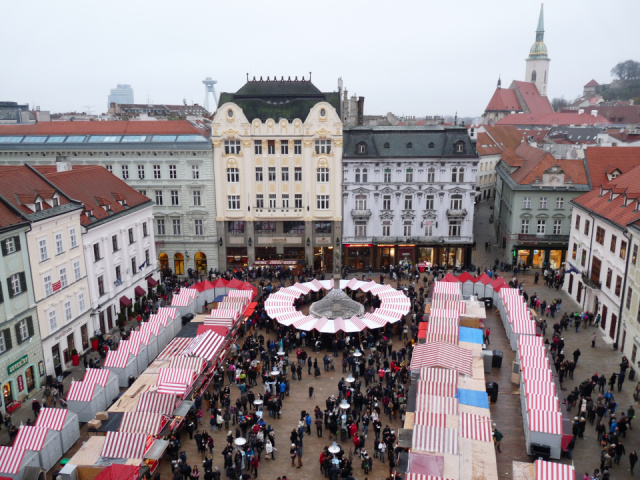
left=357, top=96, right=365, bottom=126
left=56, top=155, right=72, bottom=172
left=592, top=110, right=598, bottom=117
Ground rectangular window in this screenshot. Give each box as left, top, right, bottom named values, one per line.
left=93, top=243, right=101, bottom=262
left=228, top=221, right=245, bottom=234
left=521, top=220, right=530, bottom=234
left=256, top=194, right=264, bottom=208
left=575, top=214, right=581, bottom=230
left=64, top=301, right=72, bottom=322
left=633, top=244, right=638, bottom=266
left=115, top=265, right=121, bottom=283
left=171, top=190, right=179, bottom=206
left=153, top=164, right=161, bottom=179
left=555, top=197, right=564, bottom=209
left=294, top=140, right=302, bottom=155
left=450, top=195, right=462, bottom=210
left=227, top=168, right=239, bottom=183
left=255, top=167, right=263, bottom=182
left=48, top=309, right=57, bottom=331
left=172, top=219, right=181, bottom=235
left=73, top=260, right=81, bottom=281
left=606, top=268, right=612, bottom=289
left=581, top=250, right=587, bottom=267
left=425, top=224, right=433, bottom=236
left=294, top=194, right=302, bottom=208
left=169, top=165, right=177, bottom=179
left=112, top=234, right=119, bottom=252
left=224, top=140, right=241, bottom=154
left=145, top=249, right=150, bottom=266
left=592, top=258, right=601, bottom=282
left=449, top=219, right=462, bottom=237
left=137, top=164, right=145, bottom=179
left=294, top=167, right=302, bottom=181
left=382, top=222, right=391, bottom=237
left=194, top=219, right=203, bottom=235
left=406, top=169, right=413, bottom=183
left=268, top=167, right=276, bottom=181
left=404, top=195, right=413, bottom=210
left=522, top=197, right=531, bottom=209
left=539, top=197, right=547, bottom=209
left=382, top=195, right=392, bottom=210
left=18, top=318, right=29, bottom=342
left=254, top=141, right=263, bottom=155
left=282, top=194, right=289, bottom=208
left=227, top=195, right=240, bottom=210
left=38, top=238, right=48, bottom=261
left=121, top=165, right=129, bottom=179
left=615, top=275, right=622, bottom=296
left=425, top=195, right=434, bottom=210
left=155, top=190, right=163, bottom=205
left=193, top=190, right=201, bottom=206
left=267, top=140, right=275, bottom=155
left=620, top=240, right=627, bottom=260
left=98, top=275, right=105, bottom=296
left=314, top=139, right=332, bottom=154
left=315, top=222, right=332, bottom=234
left=403, top=221, right=412, bottom=236
left=610, top=235, right=617, bottom=253
left=2, top=236, right=17, bottom=255
left=427, top=168, right=435, bottom=183
left=192, top=165, right=200, bottom=179
left=157, top=219, right=165, bottom=235
left=384, top=169, right=391, bottom=183
left=269, top=194, right=276, bottom=208
left=105, top=165, right=113, bottom=173
left=139, top=189, right=146, bottom=196
left=131, top=257, right=137, bottom=275
left=553, top=220, right=562, bottom=235
left=355, top=221, right=367, bottom=237
left=317, top=195, right=329, bottom=210
left=627, top=287, right=633, bottom=310
left=59, top=267, right=68, bottom=288
left=255, top=221, right=277, bottom=234
left=584, top=220, right=590, bottom=235
left=78, top=292, right=85, bottom=313
left=128, top=228, right=134, bottom=244
left=9, top=273, right=22, bottom=297
left=55, top=233, right=64, bottom=255
left=596, top=226, right=605, bottom=245
left=537, top=220, right=546, bottom=234
left=143, top=222, right=148, bottom=237
left=281, top=167, right=289, bottom=182
left=283, top=221, right=305, bottom=234
left=355, top=196, right=367, bottom=210
left=317, top=168, right=329, bottom=183
left=281, top=141, right=289, bottom=155
left=572, top=243, right=577, bottom=260
left=43, top=274, right=53, bottom=296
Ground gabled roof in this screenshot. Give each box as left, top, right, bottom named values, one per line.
left=0, top=200, right=28, bottom=231
left=496, top=112, right=610, bottom=127
left=584, top=79, right=599, bottom=87
left=0, top=120, right=203, bottom=136
left=485, top=88, right=522, bottom=112
left=584, top=147, right=640, bottom=187
left=484, top=125, right=529, bottom=149
left=511, top=81, right=553, bottom=114
left=475, top=133, right=502, bottom=155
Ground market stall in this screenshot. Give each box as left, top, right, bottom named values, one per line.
left=524, top=410, right=563, bottom=459
left=128, top=330, right=151, bottom=373
left=139, top=320, right=160, bottom=361
left=35, top=407, right=80, bottom=452
left=100, top=431, right=148, bottom=461
left=67, top=369, right=119, bottom=422
left=0, top=447, right=40, bottom=480
left=170, top=289, right=198, bottom=318
left=156, top=368, right=197, bottom=397
left=135, top=392, right=178, bottom=416
left=13, top=426, right=63, bottom=472
left=104, top=340, right=140, bottom=388
left=119, top=412, right=167, bottom=435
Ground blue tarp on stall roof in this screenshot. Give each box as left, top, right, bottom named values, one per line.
left=459, top=326, right=484, bottom=344
left=213, top=295, right=227, bottom=302
left=456, top=388, right=490, bottom=409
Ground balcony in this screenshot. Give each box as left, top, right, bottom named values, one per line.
left=351, top=209, right=372, bottom=217
left=516, top=234, right=570, bottom=245
left=581, top=271, right=601, bottom=290
left=446, top=209, right=468, bottom=217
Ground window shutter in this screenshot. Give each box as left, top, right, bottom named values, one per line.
left=3, top=329, right=12, bottom=351
left=0, top=240, right=6, bottom=256
left=15, top=324, right=22, bottom=345
left=0, top=281, right=3, bottom=304
left=7, top=277, right=14, bottom=299
left=27, top=316, right=34, bottom=337
left=14, top=236, right=20, bottom=252
left=19, top=272, right=27, bottom=294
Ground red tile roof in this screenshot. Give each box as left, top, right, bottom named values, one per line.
left=484, top=125, right=529, bottom=149
left=0, top=201, right=27, bottom=229
left=476, top=133, right=502, bottom=155
left=40, top=165, right=152, bottom=227
left=583, top=105, right=640, bottom=125
left=0, top=166, right=72, bottom=216
left=485, top=88, right=522, bottom=112
left=573, top=165, right=640, bottom=227
left=511, top=81, right=554, bottom=114
left=584, top=79, right=599, bottom=87
left=496, top=112, right=610, bottom=127
left=0, top=120, right=205, bottom=136
left=584, top=147, right=640, bottom=187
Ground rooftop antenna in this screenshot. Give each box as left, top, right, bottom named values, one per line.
left=202, top=77, right=219, bottom=112
left=82, top=105, right=94, bottom=115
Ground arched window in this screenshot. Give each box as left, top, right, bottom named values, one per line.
left=459, top=167, right=465, bottom=182
left=406, top=142, right=413, bottom=149
left=356, top=142, right=367, bottom=154
left=158, top=252, right=169, bottom=271
left=195, top=252, right=207, bottom=274
left=355, top=195, right=367, bottom=210
left=531, top=70, right=537, bottom=82
left=174, top=253, right=184, bottom=275
left=428, top=142, right=434, bottom=149
left=383, top=142, right=390, bottom=149
left=454, top=141, right=466, bottom=154
left=450, top=194, right=463, bottom=210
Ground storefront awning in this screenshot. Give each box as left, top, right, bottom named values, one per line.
left=146, top=276, right=158, bottom=287
left=134, top=286, right=146, bottom=297
left=120, top=295, right=132, bottom=307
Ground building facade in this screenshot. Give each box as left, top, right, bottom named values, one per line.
left=212, top=77, right=343, bottom=275
left=0, top=202, right=44, bottom=413
left=620, top=223, right=640, bottom=365
left=342, top=126, right=477, bottom=270
left=0, top=121, right=217, bottom=278
left=107, top=84, right=134, bottom=109
left=493, top=143, right=589, bottom=268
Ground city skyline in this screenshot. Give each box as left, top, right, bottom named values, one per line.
left=1, top=0, right=638, bottom=117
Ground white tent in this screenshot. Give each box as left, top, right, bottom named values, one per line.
left=139, top=322, right=160, bottom=362
left=461, top=280, right=474, bottom=296
left=35, top=408, right=81, bottom=453
left=67, top=369, right=119, bottom=422
left=14, top=426, right=63, bottom=472
left=104, top=341, right=139, bottom=388
left=128, top=331, right=150, bottom=374
left=170, top=289, right=198, bottom=318
left=0, top=447, right=39, bottom=480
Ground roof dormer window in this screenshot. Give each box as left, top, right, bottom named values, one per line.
left=356, top=142, right=367, bottom=154
left=454, top=141, right=466, bottom=154
left=406, top=142, right=413, bottom=149
left=34, top=201, right=42, bottom=212
left=383, top=142, right=390, bottom=149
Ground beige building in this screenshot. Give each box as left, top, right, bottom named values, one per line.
left=212, top=77, right=343, bottom=275
left=619, top=223, right=640, bottom=365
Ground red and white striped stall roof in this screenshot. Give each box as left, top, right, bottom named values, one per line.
left=410, top=342, right=473, bottom=376
left=158, top=337, right=192, bottom=360
left=101, top=431, right=148, bottom=459
left=227, top=290, right=253, bottom=299
left=413, top=412, right=448, bottom=427
left=206, top=309, right=240, bottom=321
left=518, top=345, right=548, bottom=358
left=521, top=368, right=553, bottom=383
left=141, top=319, right=161, bottom=336
left=276, top=311, right=306, bottom=326
left=14, top=426, right=48, bottom=450
left=120, top=412, right=166, bottom=435
left=518, top=335, right=545, bottom=347
left=35, top=408, right=68, bottom=430
left=424, top=324, right=459, bottom=345
left=520, top=356, right=550, bottom=371
left=84, top=368, right=111, bottom=386
left=104, top=342, right=133, bottom=368
left=170, top=356, right=207, bottom=374
left=526, top=394, right=560, bottom=412
left=359, top=281, right=378, bottom=292
left=181, top=330, right=225, bottom=362
left=344, top=278, right=360, bottom=290
left=291, top=282, right=311, bottom=294
left=371, top=308, right=402, bottom=321
left=433, top=282, right=461, bottom=295
left=411, top=425, right=459, bottom=454
left=129, top=330, right=152, bottom=346
left=369, top=284, right=394, bottom=295
left=428, top=309, right=459, bottom=321
left=527, top=410, right=563, bottom=435
left=171, top=288, right=198, bottom=307
left=459, top=412, right=493, bottom=442
left=157, top=307, right=178, bottom=321
left=67, top=380, right=98, bottom=402
left=405, top=475, right=453, bottom=480
left=416, top=380, right=456, bottom=397
left=430, top=300, right=466, bottom=314
left=136, top=392, right=178, bottom=415
left=511, top=319, right=536, bottom=335
left=415, top=395, right=459, bottom=415
left=157, top=368, right=197, bottom=396
left=0, top=447, right=26, bottom=474
left=522, top=380, right=556, bottom=397
left=419, top=368, right=458, bottom=386
left=535, top=459, right=575, bottom=480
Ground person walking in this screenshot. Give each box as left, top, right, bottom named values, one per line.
left=493, top=428, right=503, bottom=453
left=591, top=331, right=597, bottom=348
left=630, top=450, right=638, bottom=473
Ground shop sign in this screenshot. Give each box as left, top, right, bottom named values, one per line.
left=377, top=244, right=395, bottom=247
left=17, top=375, right=24, bottom=392
left=8, top=355, right=28, bottom=375
left=254, top=260, right=300, bottom=266
left=54, top=326, right=74, bottom=342
left=344, top=244, right=372, bottom=248
left=398, top=244, right=416, bottom=247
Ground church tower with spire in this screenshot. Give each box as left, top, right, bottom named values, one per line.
left=525, top=4, right=550, bottom=96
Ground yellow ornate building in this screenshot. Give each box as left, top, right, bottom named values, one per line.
left=212, top=77, right=343, bottom=275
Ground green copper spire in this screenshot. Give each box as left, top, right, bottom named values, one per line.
left=536, top=3, right=544, bottom=41
left=528, top=3, right=548, bottom=59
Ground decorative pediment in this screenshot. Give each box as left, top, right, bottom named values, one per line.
left=380, top=212, right=394, bottom=220
left=313, top=128, right=332, bottom=138
left=221, top=129, right=242, bottom=139
left=401, top=211, right=416, bottom=220
left=422, top=212, right=437, bottom=220
left=380, top=187, right=394, bottom=194
left=353, top=187, right=370, bottom=195
left=402, top=187, right=418, bottom=194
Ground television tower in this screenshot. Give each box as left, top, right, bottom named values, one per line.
left=202, top=78, right=219, bottom=112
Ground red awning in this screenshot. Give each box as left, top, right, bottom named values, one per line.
left=134, top=286, right=146, bottom=296
left=146, top=276, right=158, bottom=287
left=120, top=296, right=132, bottom=307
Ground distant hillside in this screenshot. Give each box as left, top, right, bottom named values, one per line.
left=602, top=79, right=640, bottom=103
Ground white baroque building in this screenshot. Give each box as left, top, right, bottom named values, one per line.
left=342, top=126, right=478, bottom=270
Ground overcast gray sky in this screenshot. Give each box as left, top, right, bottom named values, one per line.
left=2, top=0, right=638, bottom=118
